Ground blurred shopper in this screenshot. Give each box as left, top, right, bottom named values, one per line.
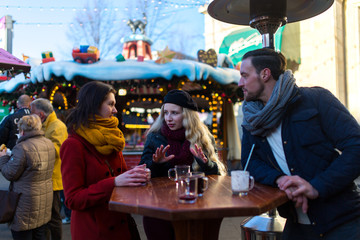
left=60, top=190, right=71, bottom=224
left=0, top=94, right=31, bottom=150
left=60, top=81, right=149, bottom=240
left=0, top=114, right=55, bottom=240
left=30, top=98, right=68, bottom=240
left=239, top=48, right=360, bottom=239
left=140, top=89, right=227, bottom=240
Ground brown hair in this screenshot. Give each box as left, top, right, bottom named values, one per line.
left=242, top=48, right=287, bottom=80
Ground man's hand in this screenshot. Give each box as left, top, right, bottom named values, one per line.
left=276, top=175, right=319, bottom=213
left=152, top=145, right=175, bottom=163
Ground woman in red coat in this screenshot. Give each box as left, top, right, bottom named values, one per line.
left=60, top=81, right=149, bottom=240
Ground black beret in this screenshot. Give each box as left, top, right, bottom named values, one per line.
left=163, top=90, right=198, bottom=111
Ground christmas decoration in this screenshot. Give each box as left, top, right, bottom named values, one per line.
left=72, top=46, right=100, bottom=64
left=197, top=49, right=218, bottom=67
left=116, top=54, right=126, bottom=62
left=155, top=46, right=176, bottom=64
left=41, top=51, right=55, bottom=64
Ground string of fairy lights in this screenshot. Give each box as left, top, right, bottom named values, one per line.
left=0, top=0, right=210, bottom=26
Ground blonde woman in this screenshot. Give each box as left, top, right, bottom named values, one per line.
left=141, top=89, right=226, bottom=177
left=140, top=89, right=226, bottom=240
left=0, top=114, right=55, bottom=240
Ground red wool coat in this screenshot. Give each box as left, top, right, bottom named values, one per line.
left=60, top=133, right=131, bottom=240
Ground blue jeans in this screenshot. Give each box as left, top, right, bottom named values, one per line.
left=282, top=216, right=360, bottom=240
left=60, top=190, right=71, bottom=219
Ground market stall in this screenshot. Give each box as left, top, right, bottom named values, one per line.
left=0, top=53, right=241, bottom=166
left=0, top=48, right=31, bottom=120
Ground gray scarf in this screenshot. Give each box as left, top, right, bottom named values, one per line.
left=242, top=70, right=297, bottom=137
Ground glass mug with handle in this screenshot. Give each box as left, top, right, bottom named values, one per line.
left=231, top=170, right=254, bottom=196
left=177, top=174, right=198, bottom=204
left=138, top=164, right=151, bottom=186
left=168, top=165, right=190, bottom=181
left=191, top=172, right=208, bottom=197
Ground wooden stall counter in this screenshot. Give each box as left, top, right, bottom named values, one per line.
left=109, top=175, right=288, bottom=240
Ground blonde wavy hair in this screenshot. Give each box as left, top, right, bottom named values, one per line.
left=18, top=114, right=42, bottom=133
left=148, top=105, right=227, bottom=176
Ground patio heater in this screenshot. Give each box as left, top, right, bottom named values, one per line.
left=208, top=0, right=334, bottom=49
left=207, top=0, right=334, bottom=239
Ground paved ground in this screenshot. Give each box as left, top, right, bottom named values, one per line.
left=0, top=174, right=246, bottom=240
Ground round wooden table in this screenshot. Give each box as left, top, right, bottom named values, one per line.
left=109, top=175, right=288, bottom=240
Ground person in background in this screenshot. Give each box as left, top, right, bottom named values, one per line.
left=60, top=190, right=71, bottom=224
left=0, top=94, right=31, bottom=150
left=0, top=114, right=55, bottom=240
left=239, top=48, right=360, bottom=240
left=60, top=81, right=149, bottom=240
left=30, top=98, right=68, bottom=240
left=140, top=89, right=227, bottom=240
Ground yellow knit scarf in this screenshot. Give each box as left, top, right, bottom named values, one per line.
left=75, top=115, right=125, bottom=155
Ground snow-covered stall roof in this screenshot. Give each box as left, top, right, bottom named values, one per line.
left=0, top=58, right=240, bottom=93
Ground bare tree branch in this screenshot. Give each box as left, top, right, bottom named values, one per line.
left=65, top=0, right=205, bottom=59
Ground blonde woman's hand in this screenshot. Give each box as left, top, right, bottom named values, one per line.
left=114, top=167, right=148, bottom=187
left=152, top=145, right=174, bottom=163
left=190, top=144, right=208, bottom=163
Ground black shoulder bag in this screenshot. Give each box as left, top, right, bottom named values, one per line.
left=0, top=182, right=21, bottom=223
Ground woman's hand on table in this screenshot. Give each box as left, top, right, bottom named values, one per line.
left=115, top=166, right=149, bottom=187
left=135, top=164, right=151, bottom=182
left=152, top=145, right=174, bottom=163
left=190, top=144, right=208, bottom=163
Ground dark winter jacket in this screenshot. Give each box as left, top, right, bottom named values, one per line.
left=0, top=108, right=31, bottom=149
left=140, top=130, right=219, bottom=177
left=241, top=86, right=360, bottom=235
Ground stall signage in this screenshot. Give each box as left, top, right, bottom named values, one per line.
left=0, top=106, right=9, bottom=122
left=0, top=16, right=6, bottom=50
left=219, top=26, right=284, bottom=65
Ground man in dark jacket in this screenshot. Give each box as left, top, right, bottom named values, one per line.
left=239, top=48, right=360, bottom=240
left=0, top=94, right=31, bottom=149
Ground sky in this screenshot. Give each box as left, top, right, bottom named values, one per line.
left=0, top=0, right=207, bottom=61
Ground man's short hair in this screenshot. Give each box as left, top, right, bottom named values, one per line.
left=17, top=95, right=31, bottom=108
left=30, top=98, right=54, bottom=116
left=242, top=48, right=287, bottom=80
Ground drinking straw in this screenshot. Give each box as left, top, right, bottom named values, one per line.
left=243, top=144, right=255, bottom=171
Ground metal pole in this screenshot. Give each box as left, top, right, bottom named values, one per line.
left=262, top=33, right=275, bottom=49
